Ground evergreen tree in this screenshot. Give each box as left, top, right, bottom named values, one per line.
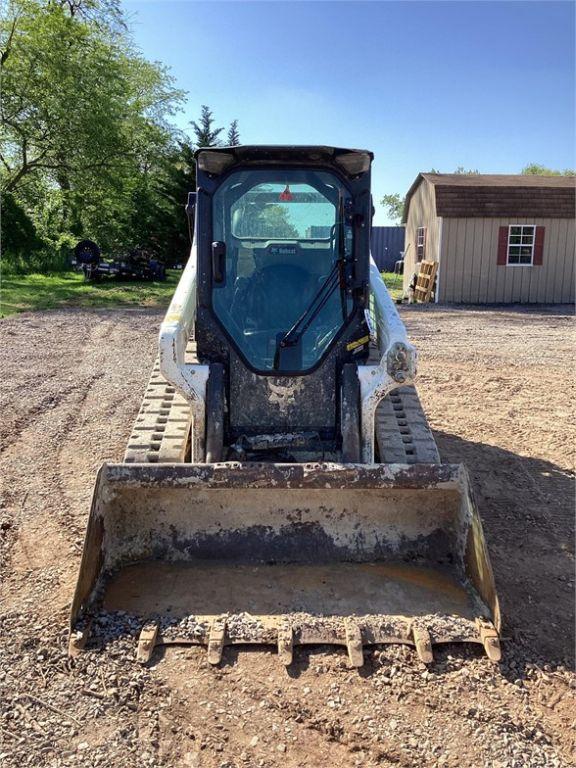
left=227, top=120, right=240, bottom=146
left=152, top=140, right=197, bottom=264
left=191, top=105, right=224, bottom=147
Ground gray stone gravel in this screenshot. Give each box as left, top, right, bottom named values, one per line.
left=0, top=609, right=171, bottom=767
left=1, top=306, right=574, bottom=767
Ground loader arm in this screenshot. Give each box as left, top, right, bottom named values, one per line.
left=158, top=237, right=209, bottom=461
left=358, top=257, right=417, bottom=462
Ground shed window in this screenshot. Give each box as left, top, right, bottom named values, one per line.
left=416, top=227, right=427, bottom=261
left=507, top=225, right=535, bottom=265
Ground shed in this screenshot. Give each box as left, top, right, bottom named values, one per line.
left=402, top=174, right=575, bottom=303
left=370, top=226, right=405, bottom=271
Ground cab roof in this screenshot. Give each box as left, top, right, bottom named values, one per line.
left=195, top=145, right=373, bottom=177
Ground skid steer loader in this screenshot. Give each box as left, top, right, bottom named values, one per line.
left=69, top=146, right=501, bottom=666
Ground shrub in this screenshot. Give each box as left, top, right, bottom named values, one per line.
left=1, top=194, right=74, bottom=274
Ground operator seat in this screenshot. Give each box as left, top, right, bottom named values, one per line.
left=231, top=263, right=314, bottom=331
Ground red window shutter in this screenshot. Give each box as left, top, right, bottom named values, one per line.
left=533, top=226, right=545, bottom=265
left=497, top=226, right=508, bottom=265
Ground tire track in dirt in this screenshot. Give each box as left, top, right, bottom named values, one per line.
left=0, top=385, right=87, bottom=456
left=2, top=370, right=111, bottom=610
left=1, top=305, right=574, bottom=768
left=1, top=309, right=161, bottom=614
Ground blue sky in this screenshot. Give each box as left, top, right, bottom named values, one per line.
left=124, top=0, right=575, bottom=223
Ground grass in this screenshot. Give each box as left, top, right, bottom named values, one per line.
left=381, top=271, right=404, bottom=300
left=0, top=270, right=180, bottom=318
left=1, top=268, right=405, bottom=318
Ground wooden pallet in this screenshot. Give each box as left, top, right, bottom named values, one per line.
left=414, top=260, right=438, bottom=303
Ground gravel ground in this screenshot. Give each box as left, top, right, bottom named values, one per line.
left=0, top=305, right=574, bottom=768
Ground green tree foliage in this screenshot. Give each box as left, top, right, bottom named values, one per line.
left=227, top=120, right=240, bottom=146
left=380, top=193, right=404, bottom=223
left=51, top=0, right=125, bottom=28
left=234, top=201, right=298, bottom=239
left=191, top=105, right=224, bottom=148
left=141, top=139, right=197, bottom=261
left=2, top=1, right=177, bottom=195
left=430, top=165, right=575, bottom=176
left=1, top=0, right=239, bottom=272
left=1, top=193, right=41, bottom=259
left=254, top=205, right=299, bottom=238
left=428, top=167, right=479, bottom=174
left=521, top=163, right=575, bottom=176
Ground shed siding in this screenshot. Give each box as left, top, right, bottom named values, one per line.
left=403, top=179, right=439, bottom=293
left=439, top=217, right=575, bottom=303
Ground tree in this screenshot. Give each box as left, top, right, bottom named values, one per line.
left=380, top=193, right=404, bottom=223
left=254, top=205, right=298, bottom=238
left=142, top=139, right=197, bottom=263
left=191, top=105, right=224, bottom=148
left=454, top=167, right=479, bottom=174
left=233, top=200, right=298, bottom=239
left=50, top=0, right=125, bottom=31
left=227, top=119, right=240, bottom=146
left=521, top=163, right=575, bottom=176
left=428, top=167, right=479, bottom=174
left=1, top=0, right=185, bottom=262
left=0, top=192, right=42, bottom=261
left=1, top=3, right=244, bottom=272
left=1, top=2, right=183, bottom=190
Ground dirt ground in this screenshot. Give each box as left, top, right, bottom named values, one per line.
left=1, top=304, right=574, bottom=768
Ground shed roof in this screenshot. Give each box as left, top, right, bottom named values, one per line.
left=402, top=173, right=575, bottom=221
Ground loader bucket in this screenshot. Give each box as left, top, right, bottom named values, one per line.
left=69, top=462, right=501, bottom=665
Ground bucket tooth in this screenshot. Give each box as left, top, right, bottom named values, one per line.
left=412, top=626, right=434, bottom=664
left=277, top=623, right=294, bottom=666
left=137, top=623, right=159, bottom=664
left=476, top=618, right=501, bottom=662
left=344, top=621, right=364, bottom=668
left=207, top=617, right=227, bottom=665
left=69, top=462, right=501, bottom=666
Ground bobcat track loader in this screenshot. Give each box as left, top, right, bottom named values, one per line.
left=69, top=146, right=501, bottom=666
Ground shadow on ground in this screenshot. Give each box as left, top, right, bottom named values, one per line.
left=434, top=430, right=575, bottom=668
left=401, top=302, right=574, bottom=318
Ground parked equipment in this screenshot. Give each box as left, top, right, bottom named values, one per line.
left=70, top=146, right=500, bottom=667
left=73, top=240, right=166, bottom=282
left=74, top=239, right=102, bottom=281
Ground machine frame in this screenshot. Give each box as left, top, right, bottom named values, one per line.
left=159, top=146, right=417, bottom=461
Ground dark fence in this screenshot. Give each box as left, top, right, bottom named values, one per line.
left=370, top=226, right=405, bottom=271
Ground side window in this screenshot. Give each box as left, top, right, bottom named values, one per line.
left=416, top=227, right=427, bottom=261
left=507, top=225, right=535, bottom=265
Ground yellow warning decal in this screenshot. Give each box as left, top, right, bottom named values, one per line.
left=346, top=334, right=370, bottom=351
